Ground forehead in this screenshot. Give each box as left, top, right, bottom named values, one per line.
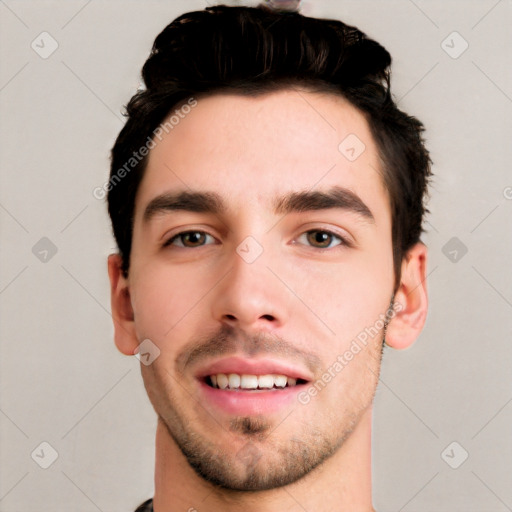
left=135, top=89, right=388, bottom=219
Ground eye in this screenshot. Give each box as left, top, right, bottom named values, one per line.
left=296, top=229, right=346, bottom=249
left=164, top=231, right=216, bottom=248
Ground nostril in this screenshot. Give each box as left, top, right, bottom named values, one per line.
left=221, top=313, right=276, bottom=324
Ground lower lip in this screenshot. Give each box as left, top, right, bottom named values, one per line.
left=198, top=380, right=303, bottom=416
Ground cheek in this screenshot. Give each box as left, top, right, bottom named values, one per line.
left=288, top=249, right=393, bottom=342
left=129, top=258, right=219, bottom=340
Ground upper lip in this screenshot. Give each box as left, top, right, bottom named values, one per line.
left=195, top=356, right=313, bottom=382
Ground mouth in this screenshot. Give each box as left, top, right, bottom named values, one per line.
left=195, top=356, right=311, bottom=415
left=203, top=373, right=308, bottom=391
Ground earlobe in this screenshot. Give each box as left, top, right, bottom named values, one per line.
left=385, top=243, right=428, bottom=350
left=107, top=254, right=139, bottom=356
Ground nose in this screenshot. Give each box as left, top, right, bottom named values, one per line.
left=210, top=243, right=288, bottom=332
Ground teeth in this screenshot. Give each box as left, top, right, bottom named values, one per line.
left=274, top=374, right=287, bottom=388
left=241, top=374, right=258, bottom=389
left=217, top=373, right=228, bottom=389
left=257, top=375, right=274, bottom=389
left=228, top=373, right=241, bottom=389
left=208, top=373, right=300, bottom=390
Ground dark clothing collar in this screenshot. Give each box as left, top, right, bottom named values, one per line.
left=134, top=498, right=153, bottom=512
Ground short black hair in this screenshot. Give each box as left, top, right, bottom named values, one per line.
left=108, top=4, right=432, bottom=289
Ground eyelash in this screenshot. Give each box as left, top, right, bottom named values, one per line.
left=163, top=229, right=350, bottom=250
left=163, top=231, right=216, bottom=249
left=295, top=230, right=348, bottom=249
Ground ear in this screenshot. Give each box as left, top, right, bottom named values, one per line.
left=385, top=242, right=428, bottom=350
left=108, top=254, right=138, bottom=356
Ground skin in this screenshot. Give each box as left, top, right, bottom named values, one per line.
left=108, top=89, right=428, bottom=512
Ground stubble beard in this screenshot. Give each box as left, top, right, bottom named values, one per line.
left=147, top=323, right=388, bottom=492
left=154, top=368, right=381, bottom=491
left=160, top=409, right=359, bottom=492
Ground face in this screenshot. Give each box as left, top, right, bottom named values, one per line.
left=126, top=89, right=395, bottom=490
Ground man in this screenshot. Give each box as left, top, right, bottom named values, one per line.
left=107, top=3, right=431, bottom=511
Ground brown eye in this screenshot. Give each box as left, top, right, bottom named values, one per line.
left=182, top=232, right=206, bottom=247
left=165, top=231, right=214, bottom=248
left=299, top=230, right=344, bottom=249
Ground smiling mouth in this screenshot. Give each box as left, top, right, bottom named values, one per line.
left=204, top=373, right=308, bottom=391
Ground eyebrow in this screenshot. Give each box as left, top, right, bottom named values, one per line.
left=143, top=191, right=225, bottom=222
left=273, top=186, right=375, bottom=222
left=143, top=186, right=374, bottom=223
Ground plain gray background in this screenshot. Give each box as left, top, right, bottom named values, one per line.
left=1, top=0, right=511, bottom=510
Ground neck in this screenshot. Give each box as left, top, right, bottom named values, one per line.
left=153, top=407, right=375, bottom=512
